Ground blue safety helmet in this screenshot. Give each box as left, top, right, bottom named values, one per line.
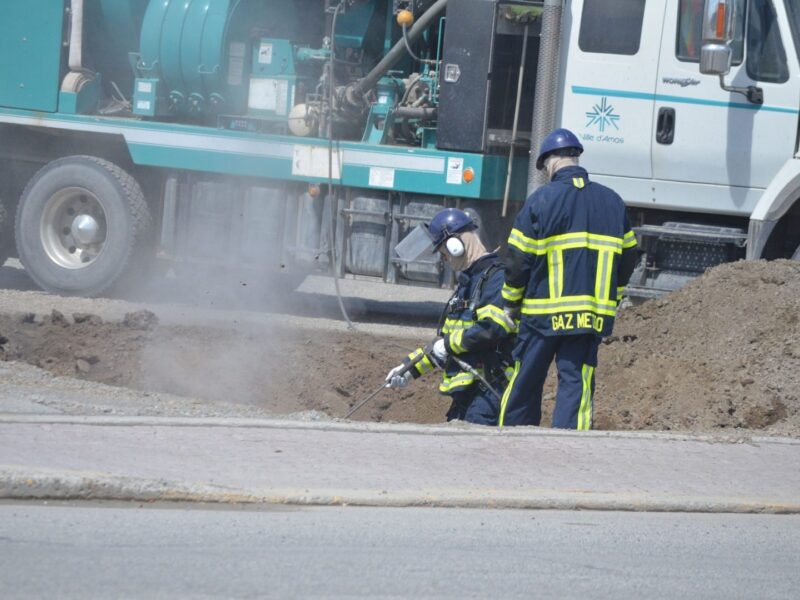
left=427, top=208, right=477, bottom=250
left=535, top=128, right=584, bottom=170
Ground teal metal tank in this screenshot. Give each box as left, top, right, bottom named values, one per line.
left=135, top=0, right=298, bottom=116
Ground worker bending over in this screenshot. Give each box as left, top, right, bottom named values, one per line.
left=386, top=208, right=515, bottom=425
left=500, top=128, right=638, bottom=429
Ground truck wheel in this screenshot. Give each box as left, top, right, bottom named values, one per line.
left=15, top=156, right=153, bottom=296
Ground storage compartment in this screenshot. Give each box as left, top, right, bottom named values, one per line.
left=437, top=0, right=541, bottom=153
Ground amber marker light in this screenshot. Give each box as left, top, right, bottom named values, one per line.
left=463, top=167, right=475, bottom=184
left=716, top=2, right=727, bottom=39
left=397, top=10, right=414, bottom=27
left=308, top=184, right=321, bottom=198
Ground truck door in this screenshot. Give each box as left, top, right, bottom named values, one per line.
left=560, top=0, right=663, bottom=200
left=652, top=0, right=800, bottom=212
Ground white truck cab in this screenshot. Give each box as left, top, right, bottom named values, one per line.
left=554, top=0, right=800, bottom=296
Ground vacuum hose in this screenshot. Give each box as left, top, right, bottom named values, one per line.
left=345, top=0, right=448, bottom=106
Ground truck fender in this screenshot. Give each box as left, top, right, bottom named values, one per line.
left=746, top=157, right=800, bottom=259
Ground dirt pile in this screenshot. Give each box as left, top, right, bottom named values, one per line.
left=592, top=260, right=800, bottom=435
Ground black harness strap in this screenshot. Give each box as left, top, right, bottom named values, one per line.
left=436, top=261, right=503, bottom=335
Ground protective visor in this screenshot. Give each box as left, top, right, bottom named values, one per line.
left=394, top=224, right=436, bottom=262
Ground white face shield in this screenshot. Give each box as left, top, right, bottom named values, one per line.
left=394, top=224, right=436, bottom=262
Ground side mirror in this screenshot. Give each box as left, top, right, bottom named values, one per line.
left=699, top=0, right=735, bottom=76
left=698, top=0, right=763, bottom=104
left=700, top=43, right=732, bottom=76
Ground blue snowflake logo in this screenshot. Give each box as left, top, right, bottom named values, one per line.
left=585, top=97, right=620, bottom=132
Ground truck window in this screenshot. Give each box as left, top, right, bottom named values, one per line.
left=786, top=0, right=800, bottom=59
left=578, top=0, right=646, bottom=56
left=677, top=0, right=745, bottom=64
left=747, top=0, right=789, bottom=83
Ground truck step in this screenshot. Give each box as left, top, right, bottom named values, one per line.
left=634, top=223, right=747, bottom=247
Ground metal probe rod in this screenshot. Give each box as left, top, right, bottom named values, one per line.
left=344, top=381, right=388, bottom=419
left=450, top=355, right=502, bottom=401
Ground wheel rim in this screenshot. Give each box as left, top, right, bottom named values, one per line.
left=40, top=187, right=107, bottom=269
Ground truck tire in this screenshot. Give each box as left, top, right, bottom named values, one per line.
left=15, top=156, right=153, bottom=296
left=0, top=200, right=12, bottom=266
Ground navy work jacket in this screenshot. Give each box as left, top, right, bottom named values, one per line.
left=405, top=253, right=514, bottom=395
left=502, top=166, right=637, bottom=338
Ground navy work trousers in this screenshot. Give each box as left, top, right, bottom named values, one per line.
left=447, top=385, right=501, bottom=426
left=499, top=331, right=600, bottom=429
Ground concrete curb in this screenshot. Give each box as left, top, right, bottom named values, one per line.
left=2, top=469, right=798, bottom=514
left=2, top=414, right=799, bottom=446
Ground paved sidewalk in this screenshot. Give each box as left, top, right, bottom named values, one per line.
left=1, top=416, right=799, bottom=513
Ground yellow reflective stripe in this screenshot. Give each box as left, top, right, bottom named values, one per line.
left=448, top=329, right=466, bottom=354
left=547, top=249, right=563, bottom=299
left=594, top=250, right=613, bottom=301
left=441, top=319, right=475, bottom=334
left=502, top=283, right=524, bottom=302
left=522, top=295, right=618, bottom=317
left=507, top=228, right=538, bottom=254
left=438, top=371, right=477, bottom=393
left=622, top=229, right=637, bottom=249
left=407, top=349, right=423, bottom=362
left=477, top=304, right=516, bottom=334
left=572, top=177, right=585, bottom=189
left=616, top=286, right=626, bottom=301
left=577, top=365, right=594, bottom=430
left=418, top=355, right=435, bottom=375
left=498, top=361, right=521, bottom=428
left=523, top=305, right=617, bottom=318
left=407, top=348, right=435, bottom=376
left=508, top=229, right=625, bottom=256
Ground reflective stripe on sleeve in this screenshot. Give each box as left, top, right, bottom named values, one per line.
left=616, top=286, right=626, bottom=301
left=441, top=318, right=475, bottom=334
left=407, top=348, right=435, bottom=376
left=622, top=230, right=637, bottom=249
left=448, top=329, right=466, bottom=354
left=502, top=283, right=524, bottom=302
left=476, top=304, right=517, bottom=334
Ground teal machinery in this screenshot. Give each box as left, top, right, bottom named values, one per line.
left=38, top=0, right=542, bottom=285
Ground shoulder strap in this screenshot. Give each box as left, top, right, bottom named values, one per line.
left=468, top=261, right=503, bottom=314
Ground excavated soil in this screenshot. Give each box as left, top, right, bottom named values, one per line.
left=592, top=259, right=800, bottom=436
left=0, top=310, right=450, bottom=424
left=1, top=259, right=799, bottom=435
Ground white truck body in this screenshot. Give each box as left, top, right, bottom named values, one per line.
left=549, top=0, right=800, bottom=286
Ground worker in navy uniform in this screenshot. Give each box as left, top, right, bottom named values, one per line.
left=385, top=208, right=515, bottom=425
left=499, top=128, right=638, bottom=429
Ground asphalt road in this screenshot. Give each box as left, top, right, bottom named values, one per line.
left=2, top=503, right=799, bottom=599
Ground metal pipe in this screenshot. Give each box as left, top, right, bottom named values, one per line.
left=347, top=0, right=448, bottom=104
left=68, top=0, right=84, bottom=71
left=527, top=0, right=564, bottom=196
left=502, top=23, right=530, bottom=218
left=394, top=106, right=437, bottom=119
